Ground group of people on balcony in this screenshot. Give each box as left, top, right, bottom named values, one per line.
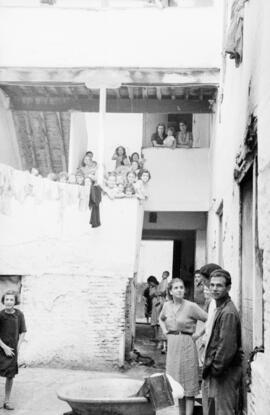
left=103, top=146, right=150, bottom=200
left=28, top=147, right=151, bottom=203
left=30, top=151, right=97, bottom=187
left=151, top=121, right=193, bottom=148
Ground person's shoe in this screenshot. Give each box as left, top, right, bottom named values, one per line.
left=161, top=348, right=166, bottom=354
left=3, top=403, right=15, bottom=410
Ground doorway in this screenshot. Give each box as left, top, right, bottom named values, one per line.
left=136, top=230, right=195, bottom=323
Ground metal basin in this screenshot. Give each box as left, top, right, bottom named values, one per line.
left=57, top=377, right=155, bottom=415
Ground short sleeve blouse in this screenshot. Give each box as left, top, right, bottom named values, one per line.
left=160, top=300, right=207, bottom=334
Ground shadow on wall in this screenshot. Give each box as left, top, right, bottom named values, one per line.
left=0, top=276, right=22, bottom=308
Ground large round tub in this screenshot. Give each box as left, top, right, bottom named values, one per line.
left=57, top=377, right=155, bottom=415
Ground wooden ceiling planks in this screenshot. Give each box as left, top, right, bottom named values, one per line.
left=0, top=84, right=217, bottom=113
left=12, top=109, right=71, bottom=175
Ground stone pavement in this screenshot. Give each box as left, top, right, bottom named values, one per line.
left=0, top=367, right=178, bottom=415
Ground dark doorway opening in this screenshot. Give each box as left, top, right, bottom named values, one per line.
left=172, top=240, right=182, bottom=278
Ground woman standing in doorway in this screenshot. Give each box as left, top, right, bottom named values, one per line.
left=151, top=123, right=166, bottom=147
left=0, top=290, right=26, bottom=410
left=159, top=278, right=207, bottom=415
left=176, top=121, right=193, bottom=148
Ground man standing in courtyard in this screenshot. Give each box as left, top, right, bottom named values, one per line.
left=202, top=269, right=243, bottom=415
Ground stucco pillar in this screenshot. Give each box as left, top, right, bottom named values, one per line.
left=97, top=87, right=106, bottom=184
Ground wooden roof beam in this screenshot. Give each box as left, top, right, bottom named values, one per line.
left=9, top=96, right=213, bottom=113
left=199, top=88, right=204, bottom=101
left=156, top=87, right=162, bottom=100
left=128, top=87, right=134, bottom=101
left=114, top=88, right=121, bottom=99
left=142, top=87, right=148, bottom=99
left=170, top=87, right=176, bottom=100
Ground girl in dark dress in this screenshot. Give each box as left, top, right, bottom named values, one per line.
left=0, top=290, right=26, bottom=410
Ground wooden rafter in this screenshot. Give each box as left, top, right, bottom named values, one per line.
left=127, top=87, right=134, bottom=100
left=199, top=88, right=204, bottom=101
left=142, top=87, right=148, bottom=99
left=170, top=87, right=176, bottom=100
left=156, top=87, right=162, bottom=100
left=9, top=96, right=213, bottom=113
left=114, top=88, right=121, bottom=99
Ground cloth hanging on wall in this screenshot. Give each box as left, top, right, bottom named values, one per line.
left=225, top=0, right=246, bottom=67
left=89, top=184, right=102, bottom=227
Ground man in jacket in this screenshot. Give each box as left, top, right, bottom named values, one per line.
left=202, top=269, right=243, bottom=415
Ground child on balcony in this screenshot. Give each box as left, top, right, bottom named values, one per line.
left=59, top=171, right=68, bottom=183
left=129, top=152, right=145, bottom=168
left=112, top=146, right=130, bottom=169
left=75, top=172, right=85, bottom=186
left=126, top=171, right=137, bottom=186
left=130, top=160, right=141, bottom=176
left=104, top=173, right=118, bottom=199
left=135, top=169, right=151, bottom=200
left=163, top=127, right=176, bottom=149
left=115, top=157, right=130, bottom=177
left=78, top=151, right=97, bottom=178
left=124, top=184, right=136, bottom=197
left=115, top=183, right=125, bottom=198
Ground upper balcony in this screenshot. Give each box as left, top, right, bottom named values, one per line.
left=143, top=147, right=210, bottom=211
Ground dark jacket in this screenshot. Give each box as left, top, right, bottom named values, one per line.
left=151, top=132, right=165, bottom=145
left=202, top=295, right=243, bottom=379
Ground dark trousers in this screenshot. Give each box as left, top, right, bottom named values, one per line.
left=202, top=366, right=242, bottom=415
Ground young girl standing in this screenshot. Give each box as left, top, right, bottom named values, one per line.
left=0, top=290, right=26, bottom=410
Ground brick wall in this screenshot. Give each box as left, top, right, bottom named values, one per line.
left=20, top=274, right=128, bottom=369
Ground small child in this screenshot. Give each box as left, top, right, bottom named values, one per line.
left=30, top=167, right=39, bottom=176
left=135, top=169, right=151, bottom=200
left=0, top=290, right=27, bottom=410
left=59, top=171, right=68, bottom=183
left=126, top=171, right=137, bottom=185
left=115, top=183, right=125, bottom=198
left=163, top=127, right=176, bottom=148
left=115, top=158, right=130, bottom=176
left=68, top=173, right=76, bottom=184
left=47, top=172, right=57, bottom=181
left=75, top=172, right=84, bottom=186
left=84, top=176, right=92, bottom=187
left=124, top=183, right=136, bottom=197
left=130, top=161, right=141, bottom=176
left=104, top=173, right=117, bottom=199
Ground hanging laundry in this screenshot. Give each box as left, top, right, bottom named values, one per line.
left=89, top=184, right=102, bottom=228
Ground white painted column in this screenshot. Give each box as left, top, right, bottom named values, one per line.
left=97, top=87, right=106, bottom=184
left=195, top=230, right=206, bottom=269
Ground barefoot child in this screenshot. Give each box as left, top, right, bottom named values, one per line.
left=0, top=290, right=26, bottom=410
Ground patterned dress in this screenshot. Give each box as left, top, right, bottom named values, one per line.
left=160, top=300, right=207, bottom=397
